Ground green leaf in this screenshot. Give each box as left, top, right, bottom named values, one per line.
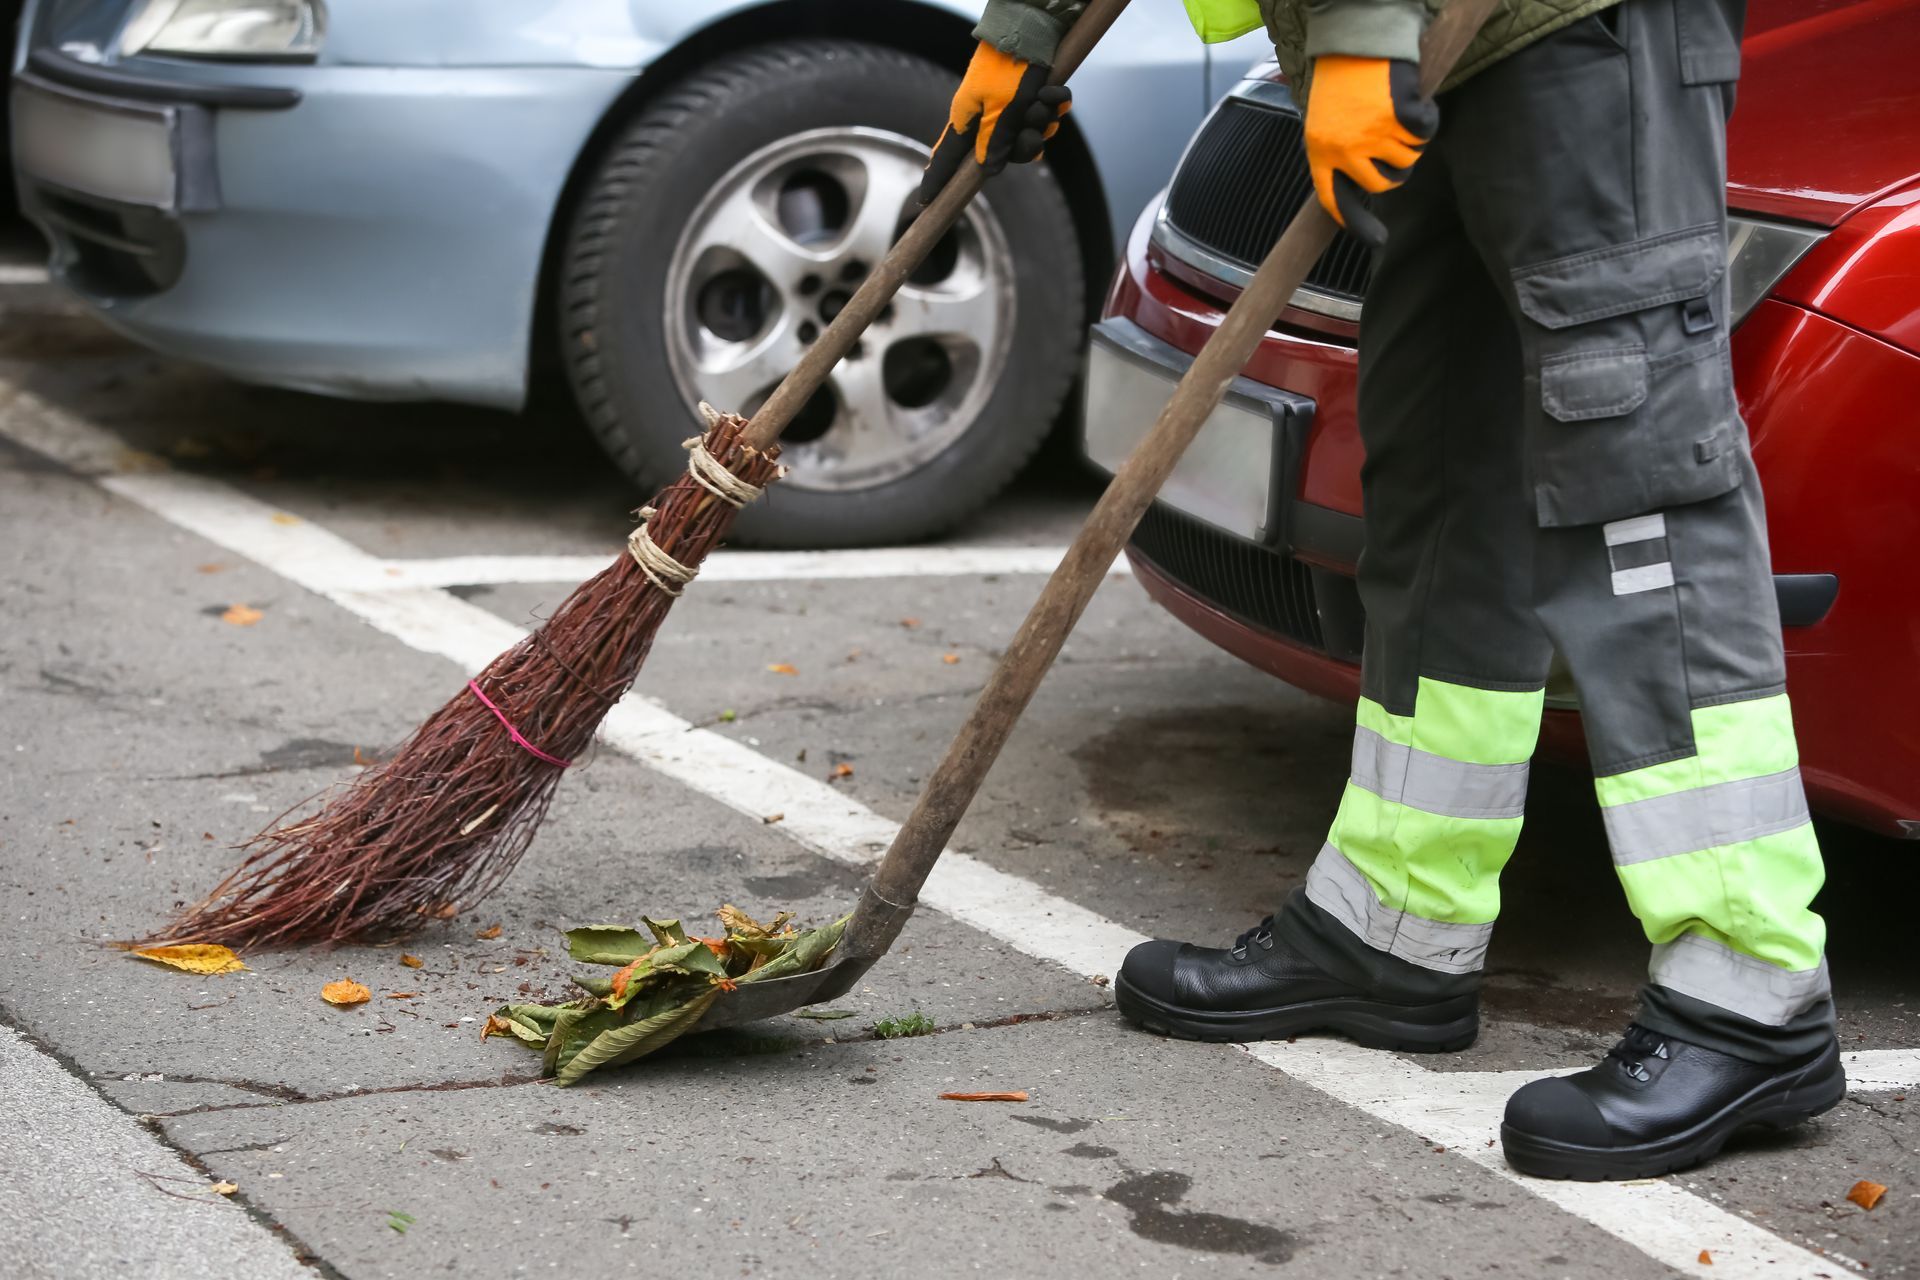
left=490, top=1003, right=561, bottom=1046
left=793, top=1009, right=855, bottom=1021
left=541, top=1001, right=624, bottom=1077
left=570, top=973, right=614, bottom=998
left=642, top=917, right=689, bottom=947
left=740, top=915, right=848, bottom=985
left=555, top=988, right=722, bottom=1086
left=565, top=925, right=651, bottom=966
left=603, top=941, right=723, bottom=1011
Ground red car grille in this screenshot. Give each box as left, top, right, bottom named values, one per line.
left=1129, top=504, right=1327, bottom=652
left=1162, top=95, right=1374, bottom=302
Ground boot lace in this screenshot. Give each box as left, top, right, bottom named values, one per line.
left=1230, top=915, right=1278, bottom=957
left=1604, top=1024, right=1671, bottom=1082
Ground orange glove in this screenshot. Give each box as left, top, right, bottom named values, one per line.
left=917, top=41, right=1071, bottom=206
left=1303, top=55, right=1438, bottom=248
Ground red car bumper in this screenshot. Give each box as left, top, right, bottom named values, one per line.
left=1106, top=201, right=1920, bottom=838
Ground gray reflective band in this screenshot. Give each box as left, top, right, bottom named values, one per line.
left=1649, top=933, right=1830, bottom=1027
left=1306, top=844, right=1493, bottom=975
left=1604, top=767, right=1812, bottom=865
left=1611, top=562, right=1675, bottom=595
left=1604, top=513, right=1667, bottom=545
left=1349, top=727, right=1529, bottom=820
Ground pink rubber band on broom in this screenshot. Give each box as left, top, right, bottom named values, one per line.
left=466, top=680, right=571, bottom=768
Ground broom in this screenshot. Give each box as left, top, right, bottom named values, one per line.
left=155, top=0, right=1135, bottom=949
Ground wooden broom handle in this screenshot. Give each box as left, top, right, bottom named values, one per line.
left=742, top=0, right=1134, bottom=450
left=850, top=0, right=1504, bottom=950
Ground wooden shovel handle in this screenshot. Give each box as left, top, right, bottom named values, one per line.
left=742, top=0, right=1134, bottom=450
left=848, top=0, right=1504, bottom=955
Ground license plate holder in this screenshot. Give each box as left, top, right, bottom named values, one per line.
left=1083, top=317, right=1314, bottom=548
left=12, top=79, right=181, bottom=209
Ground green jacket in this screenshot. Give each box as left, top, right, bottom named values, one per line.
left=975, top=0, right=1622, bottom=96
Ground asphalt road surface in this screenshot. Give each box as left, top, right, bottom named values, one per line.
left=1, top=254, right=1915, bottom=1280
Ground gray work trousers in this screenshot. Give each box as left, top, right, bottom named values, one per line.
left=1282, top=0, right=1835, bottom=1062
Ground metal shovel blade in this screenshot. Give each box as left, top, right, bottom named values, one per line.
left=688, top=882, right=911, bottom=1032
left=690, top=956, right=874, bottom=1031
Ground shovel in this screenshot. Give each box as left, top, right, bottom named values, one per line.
left=697, top=0, right=1503, bottom=1031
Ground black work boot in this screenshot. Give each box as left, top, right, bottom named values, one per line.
left=1114, top=912, right=1479, bottom=1052
left=1501, top=1024, right=1847, bottom=1180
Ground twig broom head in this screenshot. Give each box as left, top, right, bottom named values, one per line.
left=155, top=410, right=783, bottom=949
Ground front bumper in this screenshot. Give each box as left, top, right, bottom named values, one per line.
left=12, top=48, right=630, bottom=408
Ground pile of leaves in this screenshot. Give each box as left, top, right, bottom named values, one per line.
left=485, top=906, right=846, bottom=1085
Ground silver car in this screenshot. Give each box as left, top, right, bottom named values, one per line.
left=11, top=0, right=1267, bottom=544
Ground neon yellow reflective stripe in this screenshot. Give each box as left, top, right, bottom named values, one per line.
left=1327, top=782, right=1521, bottom=925
left=1614, top=822, right=1827, bottom=972
left=1355, top=678, right=1544, bottom=766
left=1595, top=694, right=1801, bottom=807
left=1182, top=0, right=1265, bottom=42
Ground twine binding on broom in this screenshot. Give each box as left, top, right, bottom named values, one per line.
left=627, top=407, right=779, bottom=593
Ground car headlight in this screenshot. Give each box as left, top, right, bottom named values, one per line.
left=1725, top=215, right=1825, bottom=329
left=118, top=0, right=326, bottom=60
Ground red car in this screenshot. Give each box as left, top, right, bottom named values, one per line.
left=1086, top=0, right=1920, bottom=838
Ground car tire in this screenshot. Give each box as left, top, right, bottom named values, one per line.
left=558, top=40, right=1084, bottom=548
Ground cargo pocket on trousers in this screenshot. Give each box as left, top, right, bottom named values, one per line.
left=1514, top=224, right=1743, bottom=528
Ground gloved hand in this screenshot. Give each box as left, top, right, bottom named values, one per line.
left=917, top=41, right=1071, bottom=206
left=1302, top=55, right=1438, bottom=249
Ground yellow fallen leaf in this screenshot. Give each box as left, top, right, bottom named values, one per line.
left=942, top=653, right=960, bottom=664
left=767, top=662, right=798, bottom=676
left=195, top=562, right=227, bottom=574
left=831, top=762, right=854, bottom=779
left=481, top=1013, right=514, bottom=1041
left=132, top=944, right=248, bottom=975
left=321, top=979, right=371, bottom=1006
left=1698, top=1249, right=1713, bottom=1265
left=762, top=812, right=785, bottom=825
left=387, top=992, right=418, bottom=1000
left=211, top=1181, right=238, bottom=1196
left=899, top=617, right=921, bottom=629
left=400, top=954, right=424, bottom=969
left=220, top=604, right=264, bottom=627
left=269, top=512, right=302, bottom=526
left=475, top=923, right=502, bottom=940
left=1847, top=1179, right=1888, bottom=1210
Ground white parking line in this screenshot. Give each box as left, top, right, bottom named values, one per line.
left=4, top=384, right=1905, bottom=1280
left=370, top=546, right=1131, bottom=589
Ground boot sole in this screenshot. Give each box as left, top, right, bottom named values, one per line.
left=1500, top=1039, right=1848, bottom=1181
left=1113, top=973, right=1479, bottom=1053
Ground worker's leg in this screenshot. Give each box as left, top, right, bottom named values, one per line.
left=1116, top=125, right=1551, bottom=1049
left=1283, top=133, right=1553, bottom=1006
left=1437, top=0, right=1839, bottom=1177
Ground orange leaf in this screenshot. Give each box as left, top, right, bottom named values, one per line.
left=219, top=604, right=264, bottom=627
left=387, top=992, right=418, bottom=1000
left=762, top=812, right=785, bottom=825
left=610, top=958, right=642, bottom=1000
left=480, top=1014, right=514, bottom=1040
left=942, top=653, right=960, bottom=665
left=132, top=944, right=248, bottom=975
left=475, top=924, right=502, bottom=940
left=1698, top=1250, right=1713, bottom=1265
left=211, top=1181, right=238, bottom=1196
left=195, top=563, right=227, bottom=575
left=899, top=617, right=921, bottom=628
left=1847, top=1179, right=1888, bottom=1210
left=767, top=663, right=799, bottom=676
left=938, top=1091, right=1028, bottom=1102
left=321, top=979, right=371, bottom=1006
left=400, top=954, right=424, bottom=968
left=831, top=762, right=854, bottom=779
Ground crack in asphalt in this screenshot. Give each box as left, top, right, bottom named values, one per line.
left=0, top=1003, right=347, bottom=1280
